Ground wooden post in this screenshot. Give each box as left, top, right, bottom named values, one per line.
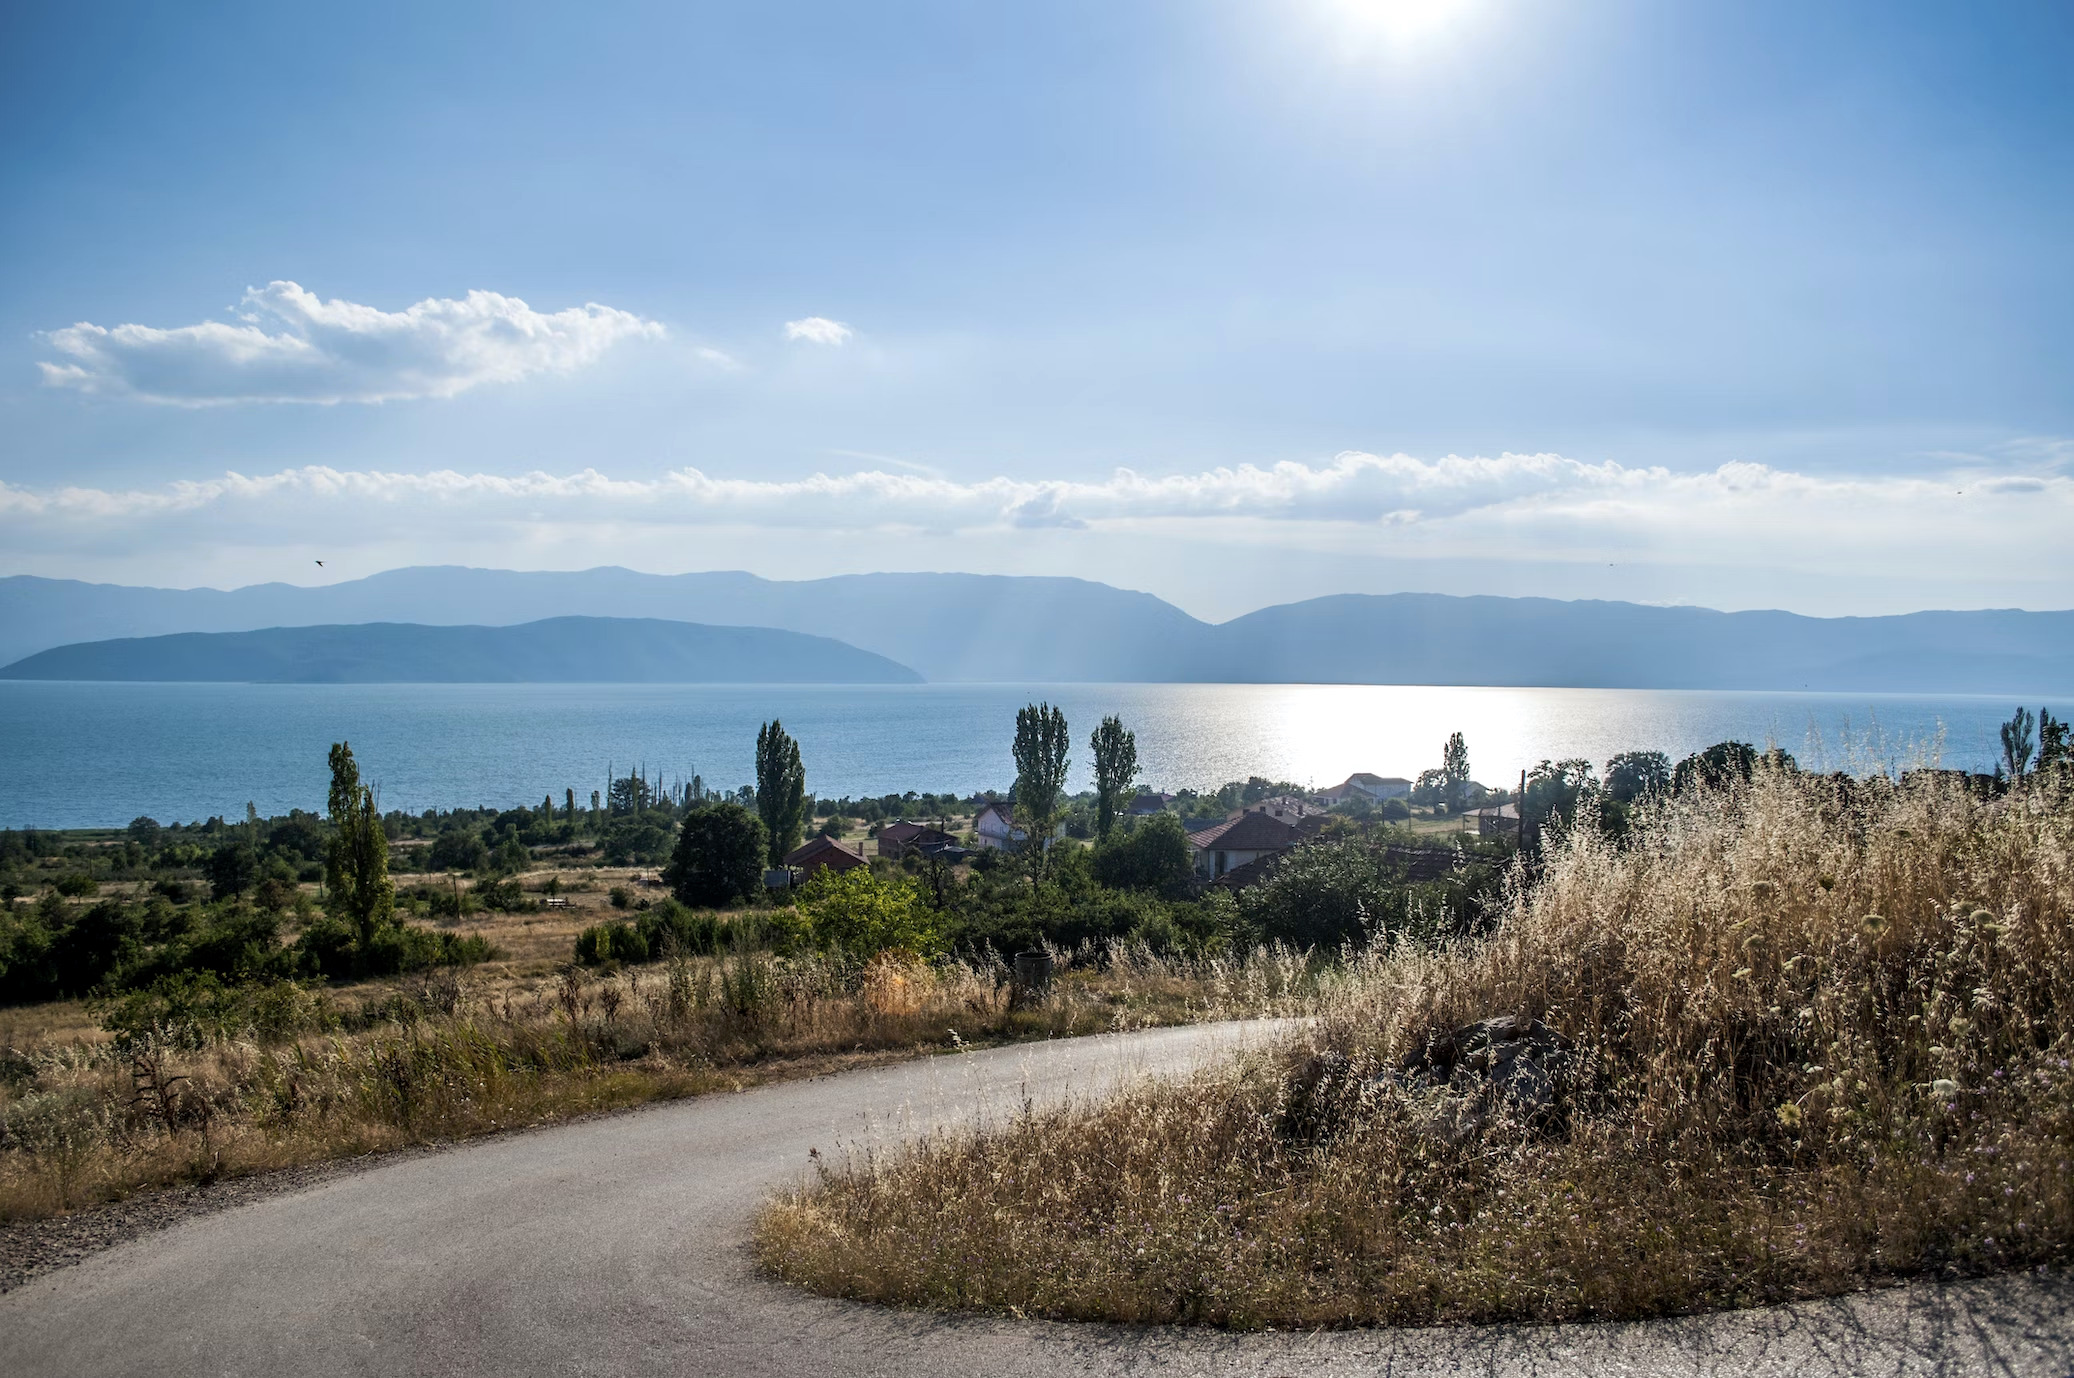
left=1518, top=769, right=1528, bottom=849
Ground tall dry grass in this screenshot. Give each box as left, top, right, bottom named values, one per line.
left=0, top=943, right=1317, bottom=1224
left=759, top=769, right=2074, bottom=1325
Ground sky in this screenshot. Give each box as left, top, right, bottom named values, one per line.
left=2, top=0, right=2071, bottom=622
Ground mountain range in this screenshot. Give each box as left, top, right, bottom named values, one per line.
left=0, top=617, right=921, bottom=684
left=2, top=567, right=2069, bottom=691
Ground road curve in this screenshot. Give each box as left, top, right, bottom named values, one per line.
left=3, top=1020, right=2068, bottom=1378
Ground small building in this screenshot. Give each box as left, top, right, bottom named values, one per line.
left=1321, top=773, right=1413, bottom=805
left=1126, top=791, right=1176, bottom=816
left=878, top=822, right=957, bottom=861
left=785, top=835, right=869, bottom=879
left=1209, top=853, right=1281, bottom=892
left=1187, top=810, right=1303, bottom=881
left=974, top=800, right=1028, bottom=851
left=875, top=820, right=928, bottom=858
left=1464, top=802, right=1519, bottom=839
left=1228, top=794, right=1323, bottom=825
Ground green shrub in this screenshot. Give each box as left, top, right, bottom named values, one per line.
left=799, top=868, right=944, bottom=958
left=52, top=874, right=98, bottom=898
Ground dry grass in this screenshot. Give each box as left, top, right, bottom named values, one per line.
left=758, top=769, right=2074, bottom=1326
left=0, top=942, right=1316, bottom=1224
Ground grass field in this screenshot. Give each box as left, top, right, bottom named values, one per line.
left=759, top=769, right=2074, bottom=1326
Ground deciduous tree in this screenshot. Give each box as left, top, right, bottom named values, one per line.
left=1012, top=702, right=1070, bottom=869
left=756, top=719, right=808, bottom=866
left=1090, top=715, right=1139, bottom=841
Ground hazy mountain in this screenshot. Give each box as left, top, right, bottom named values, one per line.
left=1198, top=594, right=2074, bottom=693
left=0, top=568, right=1210, bottom=682
left=2, top=568, right=2069, bottom=691
left=0, top=617, right=922, bottom=685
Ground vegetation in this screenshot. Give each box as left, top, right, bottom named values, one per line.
left=1090, top=714, right=1139, bottom=841
left=755, top=719, right=807, bottom=866
left=663, top=804, right=768, bottom=910
left=759, top=762, right=2074, bottom=1327
left=0, top=942, right=1318, bottom=1224
left=1011, top=701, right=1071, bottom=867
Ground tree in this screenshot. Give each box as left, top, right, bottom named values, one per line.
left=324, top=741, right=394, bottom=949
left=1092, top=812, right=1194, bottom=897
left=2040, top=710, right=2069, bottom=775
left=1524, top=758, right=1597, bottom=831
left=1440, top=732, right=1470, bottom=814
left=1012, top=702, right=1071, bottom=865
left=205, top=841, right=257, bottom=899
left=1089, top=715, right=1139, bottom=841
left=664, top=802, right=768, bottom=909
left=1672, top=741, right=1759, bottom=794
left=2002, top=706, right=2038, bottom=779
left=1605, top=750, right=1673, bottom=804
left=755, top=720, right=808, bottom=866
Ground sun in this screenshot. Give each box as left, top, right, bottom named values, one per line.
left=1326, top=0, right=1480, bottom=48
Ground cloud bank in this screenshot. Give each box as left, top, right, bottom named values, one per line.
left=37, top=282, right=665, bottom=404
left=4, top=451, right=2067, bottom=594
left=783, top=316, right=853, bottom=345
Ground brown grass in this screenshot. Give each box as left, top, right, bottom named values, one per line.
left=0, top=942, right=1316, bottom=1224
left=757, top=769, right=2074, bottom=1326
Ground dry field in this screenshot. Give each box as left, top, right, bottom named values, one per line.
left=760, top=769, right=2074, bottom=1326
left=0, top=913, right=1318, bottom=1225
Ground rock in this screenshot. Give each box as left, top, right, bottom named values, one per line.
left=1397, top=1014, right=1574, bottom=1140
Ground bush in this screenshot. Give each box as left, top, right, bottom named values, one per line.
left=52, top=874, right=97, bottom=898
left=1379, top=797, right=1411, bottom=820
left=664, top=804, right=766, bottom=909
left=575, top=921, right=649, bottom=966
left=601, top=814, right=675, bottom=866
left=799, top=868, right=944, bottom=958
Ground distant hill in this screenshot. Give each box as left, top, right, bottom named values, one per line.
left=1, top=568, right=2069, bottom=691
left=0, top=617, right=922, bottom=684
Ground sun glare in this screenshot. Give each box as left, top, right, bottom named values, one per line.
left=1327, top=0, right=1479, bottom=49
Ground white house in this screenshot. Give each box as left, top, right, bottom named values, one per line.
left=1229, top=794, right=1322, bottom=825
left=1320, top=772, right=1412, bottom=805
left=973, top=800, right=1027, bottom=851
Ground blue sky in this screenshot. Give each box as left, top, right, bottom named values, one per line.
left=2, top=0, right=2070, bottom=619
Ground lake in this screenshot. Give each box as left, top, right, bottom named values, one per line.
left=0, top=681, right=2040, bottom=830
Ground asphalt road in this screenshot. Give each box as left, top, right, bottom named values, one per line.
left=3, top=1020, right=2069, bottom=1378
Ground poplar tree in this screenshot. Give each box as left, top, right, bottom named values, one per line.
left=1013, top=702, right=1070, bottom=868
left=325, top=741, right=393, bottom=950
left=1090, top=714, right=1139, bottom=841
left=755, top=719, right=807, bottom=866
left=1441, top=732, right=1471, bottom=814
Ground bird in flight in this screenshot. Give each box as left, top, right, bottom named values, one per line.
left=314, top=560, right=324, bottom=567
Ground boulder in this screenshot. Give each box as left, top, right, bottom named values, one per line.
left=1397, top=1014, right=1574, bottom=1140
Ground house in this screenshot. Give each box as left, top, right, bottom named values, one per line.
left=1126, top=791, right=1176, bottom=816
left=973, top=801, right=1027, bottom=852
left=1228, top=794, right=1322, bottom=825
left=876, top=820, right=958, bottom=860
left=1186, top=810, right=1303, bottom=881
left=1321, top=773, right=1412, bottom=805
left=1209, top=853, right=1281, bottom=892
left=785, top=835, right=868, bottom=878
left=1464, top=802, right=1519, bottom=839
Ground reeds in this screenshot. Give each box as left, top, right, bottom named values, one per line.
left=758, top=768, right=2074, bottom=1325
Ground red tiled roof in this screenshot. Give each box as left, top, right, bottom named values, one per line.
left=1187, top=811, right=1302, bottom=851
left=786, top=835, right=865, bottom=864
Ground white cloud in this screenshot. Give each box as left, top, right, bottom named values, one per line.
left=783, top=316, right=853, bottom=346
left=4, top=452, right=2069, bottom=597
left=36, top=281, right=665, bottom=405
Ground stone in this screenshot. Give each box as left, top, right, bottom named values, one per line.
left=1396, top=1013, right=1574, bottom=1140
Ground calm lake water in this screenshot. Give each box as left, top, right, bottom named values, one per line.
left=0, top=681, right=2042, bottom=830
